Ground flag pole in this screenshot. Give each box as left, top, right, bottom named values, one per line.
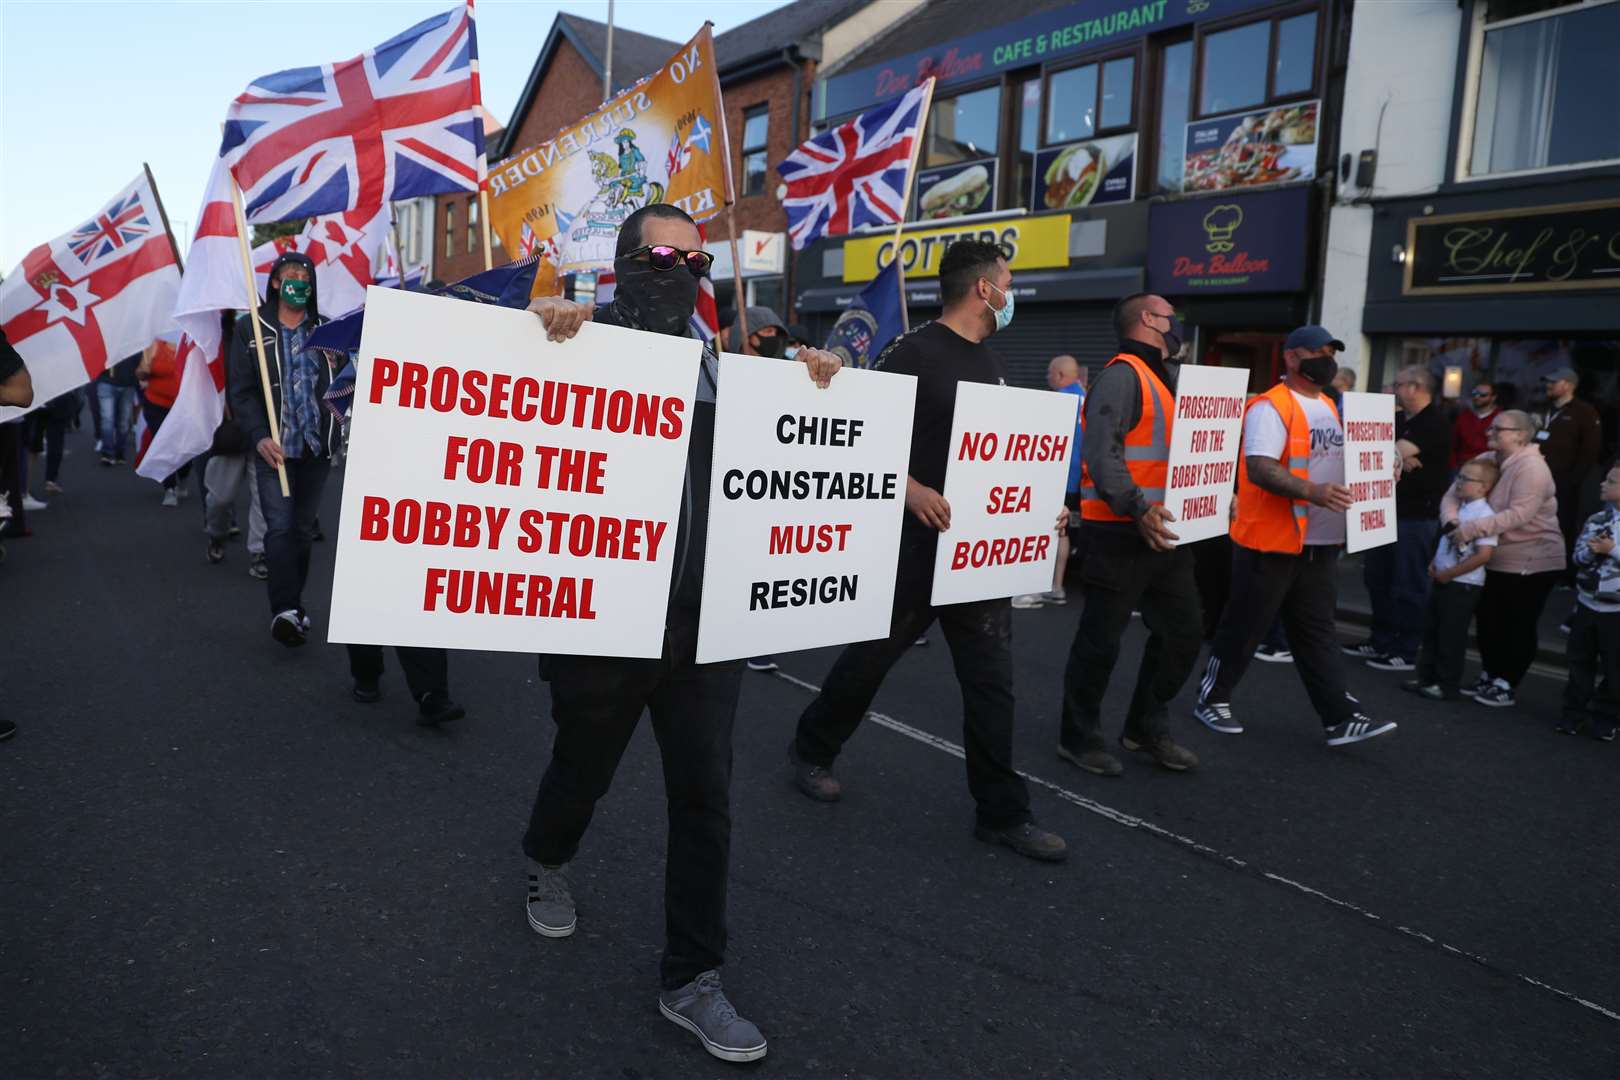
left=705, top=22, right=749, bottom=351
left=887, top=77, right=934, bottom=334
left=469, top=0, right=495, bottom=271
left=225, top=167, right=291, bottom=498
left=143, top=162, right=185, bottom=274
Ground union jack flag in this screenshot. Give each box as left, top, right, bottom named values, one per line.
left=777, top=80, right=932, bottom=251
left=220, top=2, right=486, bottom=224
left=67, top=190, right=152, bottom=267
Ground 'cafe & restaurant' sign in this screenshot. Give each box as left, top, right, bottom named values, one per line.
left=1403, top=198, right=1620, bottom=296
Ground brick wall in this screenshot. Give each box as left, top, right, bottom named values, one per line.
left=704, top=60, right=815, bottom=244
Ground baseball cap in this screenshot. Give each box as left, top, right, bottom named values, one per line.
left=1541, top=366, right=1578, bottom=384
left=1284, top=325, right=1346, bottom=352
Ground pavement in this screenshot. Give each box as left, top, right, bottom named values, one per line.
left=3, top=431, right=1616, bottom=1079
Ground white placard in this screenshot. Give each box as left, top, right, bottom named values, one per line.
left=696, top=356, right=916, bottom=663
left=328, top=287, right=699, bottom=657
left=1342, top=390, right=1398, bottom=554
left=1163, top=365, right=1249, bottom=546
left=930, top=382, right=1079, bottom=606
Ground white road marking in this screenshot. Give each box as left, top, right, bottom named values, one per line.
left=769, top=668, right=1620, bottom=1024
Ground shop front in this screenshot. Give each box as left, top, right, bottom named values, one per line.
left=795, top=204, right=1148, bottom=386
left=1146, top=184, right=1316, bottom=391
left=1361, top=178, right=1620, bottom=449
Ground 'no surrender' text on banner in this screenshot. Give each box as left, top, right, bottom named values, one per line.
left=696, top=356, right=916, bottom=664
left=931, top=382, right=1077, bottom=606
left=1163, top=365, right=1249, bottom=546
left=1342, top=390, right=1398, bottom=555
left=328, top=288, right=699, bottom=657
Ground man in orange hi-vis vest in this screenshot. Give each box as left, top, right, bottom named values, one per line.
left=1194, top=326, right=1397, bottom=748
left=1056, top=294, right=1201, bottom=778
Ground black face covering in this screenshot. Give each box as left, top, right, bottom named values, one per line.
left=1299, top=352, right=1339, bottom=388
left=610, top=255, right=699, bottom=336
left=752, top=333, right=785, bottom=358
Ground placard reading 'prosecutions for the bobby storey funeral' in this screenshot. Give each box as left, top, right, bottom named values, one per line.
left=327, top=288, right=699, bottom=658
left=930, top=382, right=1078, bottom=606
left=696, top=357, right=916, bottom=663
left=1341, top=390, right=1398, bottom=555
left=1163, top=364, right=1250, bottom=546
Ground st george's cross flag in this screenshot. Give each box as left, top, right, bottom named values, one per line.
left=0, top=171, right=182, bottom=422
left=222, top=2, right=487, bottom=224
left=777, top=80, right=933, bottom=251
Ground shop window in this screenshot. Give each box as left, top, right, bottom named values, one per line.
left=1013, top=77, right=1042, bottom=209
left=466, top=197, right=478, bottom=255
left=1198, top=10, right=1319, bottom=117
left=1046, top=56, right=1135, bottom=145
left=742, top=106, right=770, bottom=196
left=1467, top=0, right=1620, bottom=177
left=1156, top=39, right=1194, bottom=192
left=444, top=202, right=454, bottom=259
left=926, top=85, right=1001, bottom=165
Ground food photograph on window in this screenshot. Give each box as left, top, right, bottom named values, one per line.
left=1183, top=100, right=1318, bottom=192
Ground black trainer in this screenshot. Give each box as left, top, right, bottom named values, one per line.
left=786, top=741, right=841, bottom=801
left=352, top=679, right=381, bottom=704
left=417, top=692, right=466, bottom=726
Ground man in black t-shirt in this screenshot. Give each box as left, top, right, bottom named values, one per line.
left=789, top=240, right=1068, bottom=863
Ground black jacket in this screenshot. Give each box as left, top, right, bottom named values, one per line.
left=226, top=301, right=339, bottom=458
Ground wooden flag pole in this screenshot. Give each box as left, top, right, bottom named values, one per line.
left=225, top=168, right=291, bottom=498
left=143, top=162, right=185, bottom=274
left=479, top=188, right=494, bottom=271
left=702, top=21, right=750, bottom=351
left=887, top=77, right=935, bottom=334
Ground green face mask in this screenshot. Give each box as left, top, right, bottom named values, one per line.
left=279, top=278, right=311, bottom=307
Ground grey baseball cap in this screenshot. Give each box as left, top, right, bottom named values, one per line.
left=1284, top=325, right=1346, bottom=352
left=1541, top=366, right=1578, bottom=384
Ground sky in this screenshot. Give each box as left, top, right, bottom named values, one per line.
left=0, top=0, right=789, bottom=272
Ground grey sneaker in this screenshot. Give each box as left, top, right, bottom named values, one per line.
left=658, top=970, right=767, bottom=1063
left=525, top=858, right=576, bottom=938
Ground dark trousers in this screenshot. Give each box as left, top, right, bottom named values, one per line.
left=1416, top=581, right=1482, bottom=693
left=1201, top=544, right=1354, bottom=727
left=0, top=423, right=23, bottom=529
left=1364, top=518, right=1440, bottom=659
left=1061, top=526, right=1202, bottom=751
left=254, top=455, right=330, bottom=615
left=1476, top=569, right=1560, bottom=686
left=1563, top=605, right=1620, bottom=735
left=1193, top=534, right=1233, bottom=641
left=23, top=408, right=67, bottom=483
left=524, top=611, right=741, bottom=991
left=346, top=644, right=449, bottom=700
left=794, top=538, right=1032, bottom=830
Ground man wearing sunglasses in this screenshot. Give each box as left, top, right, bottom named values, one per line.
left=521, top=203, right=840, bottom=1065
left=1451, top=381, right=1498, bottom=470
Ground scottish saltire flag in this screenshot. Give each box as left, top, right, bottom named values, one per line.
left=777, top=79, right=932, bottom=251
left=222, top=2, right=486, bottom=224
left=0, top=171, right=181, bottom=422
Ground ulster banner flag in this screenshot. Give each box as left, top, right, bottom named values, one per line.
left=0, top=171, right=182, bottom=421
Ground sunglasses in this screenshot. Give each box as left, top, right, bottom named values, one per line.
left=623, top=244, right=713, bottom=277
left=1470, top=389, right=1493, bottom=397
left=1486, top=425, right=1522, bottom=433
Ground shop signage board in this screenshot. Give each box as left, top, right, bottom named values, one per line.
left=913, top=159, right=998, bottom=221
left=1183, top=101, right=1319, bottom=193
left=1033, top=133, right=1137, bottom=209
left=1146, top=186, right=1309, bottom=294
left=822, top=0, right=1280, bottom=119
left=930, top=382, right=1078, bottom=606
left=843, top=213, right=1071, bottom=283
left=739, top=230, right=786, bottom=275
left=1162, top=364, right=1249, bottom=545
left=1341, top=391, right=1398, bottom=555
left=1403, top=198, right=1620, bottom=296
left=328, top=288, right=700, bottom=658
left=696, top=357, right=916, bottom=663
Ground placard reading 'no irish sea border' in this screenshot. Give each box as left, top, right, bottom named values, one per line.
left=930, top=382, right=1078, bottom=606
left=1342, top=391, right=1398, bottom=555
left=328, top=288, right=698, bottom=658
left=1163, top=365, right=1250, bottom=546
left=696, top=356, right=916, bottom=664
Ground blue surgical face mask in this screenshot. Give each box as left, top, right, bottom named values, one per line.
left=784, top=345, right=801, bottom=361
left=984, top=281, right=1014, bottom=332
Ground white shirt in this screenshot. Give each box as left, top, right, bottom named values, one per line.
left=1244, top=390, right=1346, bottom=546
left=1434, top=498, right=1497, bottom=586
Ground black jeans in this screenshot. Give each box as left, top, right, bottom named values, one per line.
left=794, top=536, right=1032, bottom=830
left=254, top=455, right=330, bottom=615
left=1476, top=569, right=1560, bottom=687
left=346, top=644, right=449, bottom=700
left=1416, top=581, right=1482, bottom=693
left=1364, top=518, right=1440, bottom=659
left=1061, top=526, right=1202, bottom=752
left=1201, top=544, right=1354, bottom=727
left=0, top=422, right=23, bottom=530
left=1563, top=605, right=1620, bottom=735
left=524, top=610, right=741, bottom=991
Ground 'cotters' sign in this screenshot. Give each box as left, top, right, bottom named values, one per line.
left=328, top=288, right=698, bottom=658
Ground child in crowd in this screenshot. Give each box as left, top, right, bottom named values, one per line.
left=1403, top=459, right=1499, bottom=700
left=1558, top=462, right=1620, bottom=741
